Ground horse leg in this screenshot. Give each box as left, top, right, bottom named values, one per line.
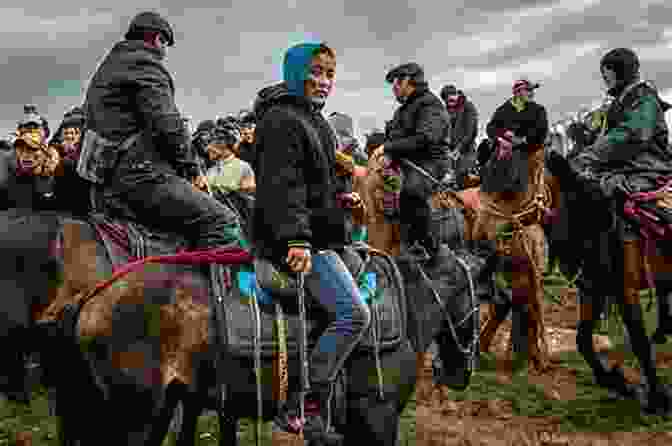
left=175, top=392, right=202, bottom=446
left=480, top=290, right=512, bottom=353
left=652, top=284, right=672, bottom=344
left=619, top=239, right=672, bottom=414
left=346, top=395, right=399, bottom=446
left=145, top=383, right=185, bottom=446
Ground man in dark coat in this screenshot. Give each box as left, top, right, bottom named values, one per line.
left=253, top=42, right=369, bottom=445
left=482, top=78, right=549, bottom=193
left=370, top=62, right=451, bottom=258
left=440, top=85, right=479, bottom=188
left=80, top=12, right=242, bottom=303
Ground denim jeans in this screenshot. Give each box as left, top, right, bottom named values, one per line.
left=256, top=250, right=371, bottom=385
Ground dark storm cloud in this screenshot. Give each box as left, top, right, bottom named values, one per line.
left=0, top=0, right=670, bottom=139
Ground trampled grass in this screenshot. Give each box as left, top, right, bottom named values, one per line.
left=2, top=291, right=672, bottom=445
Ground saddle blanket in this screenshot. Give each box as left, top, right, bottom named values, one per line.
left=89, top=215, right=406, bottom=360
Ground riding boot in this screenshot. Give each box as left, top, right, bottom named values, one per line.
left=273, top=384, right=343, bottom=446
left=303, top=383, right=343, bottom=446
left=653, top=287, right=672, bottom=344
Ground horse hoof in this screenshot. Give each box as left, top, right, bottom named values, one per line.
left=652, top=330, right=670, bottom=345
left=641, top=384, right=672, bottom=417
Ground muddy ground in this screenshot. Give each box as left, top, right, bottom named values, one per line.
left=414, top=289, right=672, bottom=445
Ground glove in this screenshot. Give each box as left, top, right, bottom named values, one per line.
left=496, top=136, right=513, bottom=160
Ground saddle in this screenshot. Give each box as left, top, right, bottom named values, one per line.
left=86, top=214, right=406, bottom=360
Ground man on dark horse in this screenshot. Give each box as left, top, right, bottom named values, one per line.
left=550, top=48, right=672, bottom=409
left=81, top=11, right=242, bottom=305
left=549, top=48, right=672, bottom=369
left=370, top=63, right=451, bottom=261
left=440, top=84, right=479, bottom=188
left=252, top=42, right=370, bottom=445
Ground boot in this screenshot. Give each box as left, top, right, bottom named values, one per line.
left=273, top=386, right=343, bottom=446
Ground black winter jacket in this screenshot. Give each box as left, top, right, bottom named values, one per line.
left=448, top=99, right=479, bottom=154
left=384, top=85, right=451, bottom=162
left=486, top=99, right=549, bottom=148
left=252, top=83, right=349, bottom=263
left=83, top=40, right=198, bottom=180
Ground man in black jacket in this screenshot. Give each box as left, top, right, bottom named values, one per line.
left=253, top=42, right=369, bottom=445
left=482, top=78, right=549, bottom=193
left=81, top=12, right=242, bottom=308
left=371, top=63, right=451, bottom=258
left=440, top=85, right=479, bottom=188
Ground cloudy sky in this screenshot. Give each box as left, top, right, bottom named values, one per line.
left=1, top=0, right=671, bottom=141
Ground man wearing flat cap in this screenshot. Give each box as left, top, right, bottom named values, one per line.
left=371, top=62, right=451, bottom=260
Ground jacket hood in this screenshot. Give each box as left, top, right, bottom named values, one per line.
left=253, top=82, right=291, bottom=120
left=253, top=80, right=324, bottom=121
left=283, top=42, right=323, bottom=97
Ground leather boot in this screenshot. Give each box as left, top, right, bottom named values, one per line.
left=273, top=385, right=343, bottom=446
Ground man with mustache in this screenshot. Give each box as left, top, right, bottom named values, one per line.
left=253, top=42, right=369, bottom=445
left=371, top=62, right=451, bottom=261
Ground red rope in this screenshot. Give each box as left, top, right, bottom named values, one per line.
left=88, top=247, right=253, bottom=299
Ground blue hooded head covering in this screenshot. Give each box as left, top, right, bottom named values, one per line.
left=283, top=42, right=323, bottom=97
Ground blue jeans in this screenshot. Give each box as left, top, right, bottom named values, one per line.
left=256, top=250, right=371, bottom=385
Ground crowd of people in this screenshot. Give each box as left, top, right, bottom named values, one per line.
left=3, top=8, right=672, bottom=442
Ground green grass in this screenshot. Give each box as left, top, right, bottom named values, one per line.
left=2, top=288, right=671, bottom=444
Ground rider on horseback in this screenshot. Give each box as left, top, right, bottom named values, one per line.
left=482, top=77, right=549, bottom=194
left=371, top=63, right=451, bottom=260
left=550, top=48, right=672, bottom=353
left=253, top=42, right=370, bottom=445
left=80, top=11, right=242, bottom=301
left=440, top=85, right=479, bottom=188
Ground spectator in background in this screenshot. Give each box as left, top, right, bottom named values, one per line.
left=205, top=120, right=255, bottom=194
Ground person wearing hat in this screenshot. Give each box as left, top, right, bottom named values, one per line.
left=202, top=120, right=255, bottom=194
left=548, top=48, right=672, bottom=383
left=236, top=109, right=258, bottom=172
left=81, top=11, right=243, bottom=316
left=482, top=77, right=548, bottom=193
left=371, top=62, right=451, bottom=259
left=440, top=85, right=479, bottom=188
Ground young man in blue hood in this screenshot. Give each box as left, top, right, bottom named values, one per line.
left=253, top=42, right=370, bottom=444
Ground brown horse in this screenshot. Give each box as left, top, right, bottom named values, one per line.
left=14, top=156, right=466, bottom=446
left=352, top=147, right=562, bottom=375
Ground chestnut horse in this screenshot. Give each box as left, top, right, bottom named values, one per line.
left=352, top=147, right=562, bottom=374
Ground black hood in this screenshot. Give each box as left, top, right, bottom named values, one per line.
left=253, top=82, right=323, bottom=121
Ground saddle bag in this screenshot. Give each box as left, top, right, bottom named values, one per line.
left=222, top=244, right=406, bottom=359
left=77, top=129, right=142, bottom=184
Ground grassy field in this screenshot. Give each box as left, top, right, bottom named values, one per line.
left=2, top=287, right=672, bottom=445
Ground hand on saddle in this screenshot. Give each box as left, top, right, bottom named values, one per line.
left=286, top=247, right=312, bottom=273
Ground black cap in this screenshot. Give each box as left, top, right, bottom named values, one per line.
left=440, top=84, right=458, bottom=100
left=125, top=11, right=175, bottom=47
left=385, top=62, right=425, bottom=84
